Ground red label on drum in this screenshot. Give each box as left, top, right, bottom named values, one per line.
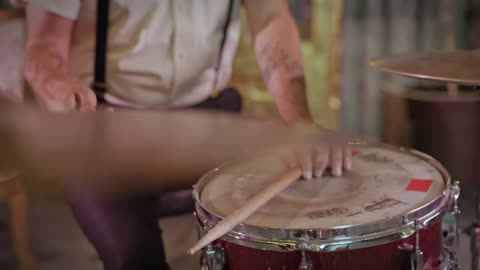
left=406, top=179, right=433, bottom=192
left=352, top=150, right=359, bottom=157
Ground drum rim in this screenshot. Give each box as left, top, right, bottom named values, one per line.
left=193, top=142, right=453, bottom=252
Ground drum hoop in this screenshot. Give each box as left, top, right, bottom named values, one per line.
left=193, top=142, right=453, bottom=252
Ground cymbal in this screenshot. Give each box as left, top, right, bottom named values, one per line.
left=369, top=50, right=480, bottom=85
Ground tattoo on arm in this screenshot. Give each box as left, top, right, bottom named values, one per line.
left=257, top=40, right=311, bottom=121
left=25, top=42, right=69, bottom=90
left=285, top=75, right=309, bottom=110
left=290, top=76, right=306, bottom=92
left=257, top=40, right=304, bottom=84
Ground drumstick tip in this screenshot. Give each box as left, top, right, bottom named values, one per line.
left=188, top=238, right=209, bottom=255
left=187, top=246, right=198, bottom=255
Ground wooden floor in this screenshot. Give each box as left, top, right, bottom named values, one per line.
left=0, top=191, right=478, bottom=270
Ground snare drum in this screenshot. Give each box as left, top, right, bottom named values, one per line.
left=194, top=143, right=460, bottom=270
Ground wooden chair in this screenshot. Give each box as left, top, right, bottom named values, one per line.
left=0, top=9, right=35, bottom=269
left=0, top=174, right=36, bottom=270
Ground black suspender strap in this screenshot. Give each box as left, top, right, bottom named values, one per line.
left=220, top=0, right=235, bottom=56
left=92, top=0, right=110, bottom=102
left=212, top=0, right=235, bottom=91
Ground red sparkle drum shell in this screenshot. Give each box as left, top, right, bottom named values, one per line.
left=221, top=222, right=442, bottom=270
left=194, top=143, right=454, bottom=270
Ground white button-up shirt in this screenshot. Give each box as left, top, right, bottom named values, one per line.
left=21, top=0, right=242, bottom=108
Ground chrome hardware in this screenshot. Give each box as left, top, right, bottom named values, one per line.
left=198, top=217, right=225, bottom=270
left=452, top=180, right=461, bottom=252
left=410, top=220, right=424, bottom=270
left=298, top=237, right=313, bottom=270
left=450, top=181, right=461, bottom=269
left=442, top=182, right=460, bottom=259
left=470, top=202, right=480, bottom=270
left=441, top=246, right=461, bottom=270
left=470, top=190, right=480, bottom=270
left=440, top=181, right=460, bottom=270
left=194, top=211, right=210, bottom=239
left=471, top=226, right=480, bottom=270
left=452, top=181, right=460, bottom=215
left=193, top=212, right=202, bottom=236
left=201, top=244, right=225, bottom=270
left=442, top=217, right=461, bottom=269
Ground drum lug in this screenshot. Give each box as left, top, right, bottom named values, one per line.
left=194, top=212, right=208, bottom=239
left=446, top=181, right=461, bottom=266
left=443, top=183, right=461, bottom=248
left=437, top=181, right=461, bottom=270
left=452, top=181, right=461, bottom=215
left=201, top=244, right=225, bottom=270
left=298, top=237, right=313, bottom=270
left=410, top=220, right=424, bottom=270
left=452, top=181, right=461, bottom=250
left=198, top=219, right=225, bottom=270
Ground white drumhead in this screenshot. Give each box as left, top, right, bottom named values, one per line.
left=200, top=145, right=447, bottom=229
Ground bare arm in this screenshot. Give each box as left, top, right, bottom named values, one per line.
left=244, top=1, right=353, bottom=178
left=24, top=3, right=96, bottom=111
left=244, top=0, right=311, bottom=123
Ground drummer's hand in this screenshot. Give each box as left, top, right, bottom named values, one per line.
left=282, top=129, right=353, bottom=180
left=36, top=79, right=97, bottom=112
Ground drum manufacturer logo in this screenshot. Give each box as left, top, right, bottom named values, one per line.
left=307, top=207, right=353, bottom=220
left=306, top=195, right=407, bottom=220
left=363, top=195, right=407, bottom=212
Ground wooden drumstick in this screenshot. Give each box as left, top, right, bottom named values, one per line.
left=187, top=168, right=302, bottom=255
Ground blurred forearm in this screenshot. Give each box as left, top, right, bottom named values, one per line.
left=0, top=105, right=329, bottom=194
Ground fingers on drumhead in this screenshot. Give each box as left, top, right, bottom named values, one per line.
left=313, top=145, right=328, bottom=178
left=343, top=145, right=353, bottom=171
left=280, top=138, right=354, bottom=180
left=293, top=148, right=313, bottom=180
left=329, top=145, right=343, bottom=177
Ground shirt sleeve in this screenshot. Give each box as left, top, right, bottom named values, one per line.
left=10, top=0, right=81, bottom=20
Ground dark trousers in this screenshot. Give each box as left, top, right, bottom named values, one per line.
left=67, top=89, right=242, bottom=270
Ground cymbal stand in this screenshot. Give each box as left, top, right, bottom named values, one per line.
left=469, top=191, right=480, bottom=270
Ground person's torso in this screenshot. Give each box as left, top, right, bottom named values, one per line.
left=69, top=0, right=241, bottom=108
